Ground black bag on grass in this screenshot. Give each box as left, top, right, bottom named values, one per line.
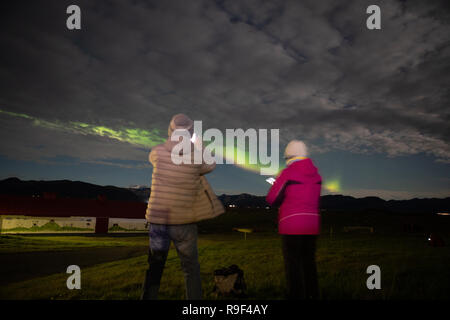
left=212, top=264, right=247, bottom=298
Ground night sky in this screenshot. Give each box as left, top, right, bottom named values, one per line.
left=0, top=0, right=449, bottom=199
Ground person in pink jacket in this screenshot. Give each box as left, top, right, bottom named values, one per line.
left=266, top=140, right=321, bottom=299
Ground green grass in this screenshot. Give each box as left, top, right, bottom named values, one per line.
left=0, top=234, right=148, bottom=253
left=1, top=231, right=449, bottom=300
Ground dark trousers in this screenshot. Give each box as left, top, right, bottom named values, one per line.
left=141, top=223, right=202, bottom=300
left=141, top=249, right=168, bottom=300
left=282, top=235, right=319, bottom=300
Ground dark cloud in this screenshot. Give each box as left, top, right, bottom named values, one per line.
left=0, top=0, right=449, bottom=165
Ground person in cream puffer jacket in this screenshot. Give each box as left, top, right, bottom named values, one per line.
left=141, top=114, right=224, bottom=300
left=145, top=118, right=224, bottom=224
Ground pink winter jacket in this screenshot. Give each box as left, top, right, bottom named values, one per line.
left=266, top=158, right=322, bottom=235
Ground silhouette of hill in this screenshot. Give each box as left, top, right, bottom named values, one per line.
left=0, top=177, right=449, bottom=214
left=218, top=193, right=450, bottom=215
left=219, top=193, right=268, bottom=208
left=128, top=187, right=151, bottom=203
left=0, top=177, right=140, bottom=202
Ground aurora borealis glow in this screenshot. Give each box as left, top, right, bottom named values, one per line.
left=323, top=179, right=341, bottom=193
left=0, top=108, right=272, bottom=169
left=0, top=108, right=166, bottom=148
left=1, top=108, right=343, bottom=192
left=0, top=108, right=343, bottom=192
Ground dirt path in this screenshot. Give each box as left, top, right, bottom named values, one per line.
left=0, top=246, right=148, bottom=285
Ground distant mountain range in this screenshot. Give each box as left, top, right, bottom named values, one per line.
left=1, top=177, right=449, bottom=214
left=0, top=177, right=140, bottom=202
left=218, top=193, right=450, bottom=214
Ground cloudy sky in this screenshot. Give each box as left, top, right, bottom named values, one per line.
left=0, top=0, right=449, bottom=199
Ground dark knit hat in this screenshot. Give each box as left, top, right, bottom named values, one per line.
left=168, top=113, right=194, bottom=137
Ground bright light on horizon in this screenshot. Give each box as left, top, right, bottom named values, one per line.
left=324, top=179, right=341, bottom=193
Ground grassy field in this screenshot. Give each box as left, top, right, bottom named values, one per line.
left=0, top=233, right=148, bottom=253
left=0, top=209, right=449, bottom=300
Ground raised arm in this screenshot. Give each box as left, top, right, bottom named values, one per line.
left=266, top=168, right=289, bottom=206
left=149, top=147, right=159, bottom=166
left=196, top=142, right=216, bottom=175
left=199, top=161, right=216, bottom=175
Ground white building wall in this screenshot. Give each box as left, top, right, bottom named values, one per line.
left=0, top=215, right=149, bottom=233
left=108, top=218, right=148, bottom=232
left=0, top=215, right=95, bottom=233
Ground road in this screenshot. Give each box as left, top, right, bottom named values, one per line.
left=0, top=246, right=148, bottom=285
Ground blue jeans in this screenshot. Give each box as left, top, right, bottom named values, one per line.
left=141, top=223, right=202, bottom=300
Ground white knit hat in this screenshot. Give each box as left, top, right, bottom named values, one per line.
left=284, top=140, right=308, bottom=159
left=168, top=113, right=194, bottom=137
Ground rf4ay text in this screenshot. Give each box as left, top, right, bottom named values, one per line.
left=182, top=304, right=269, bottom=317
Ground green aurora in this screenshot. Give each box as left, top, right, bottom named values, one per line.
left=0, top=108, right=165, bottom=148
left=0, top=108, right=273, bottom=172
left=0, top=108, right=341, bottom=192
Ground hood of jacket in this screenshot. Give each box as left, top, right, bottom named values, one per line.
left=284, top=158, right=321, bottom=184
